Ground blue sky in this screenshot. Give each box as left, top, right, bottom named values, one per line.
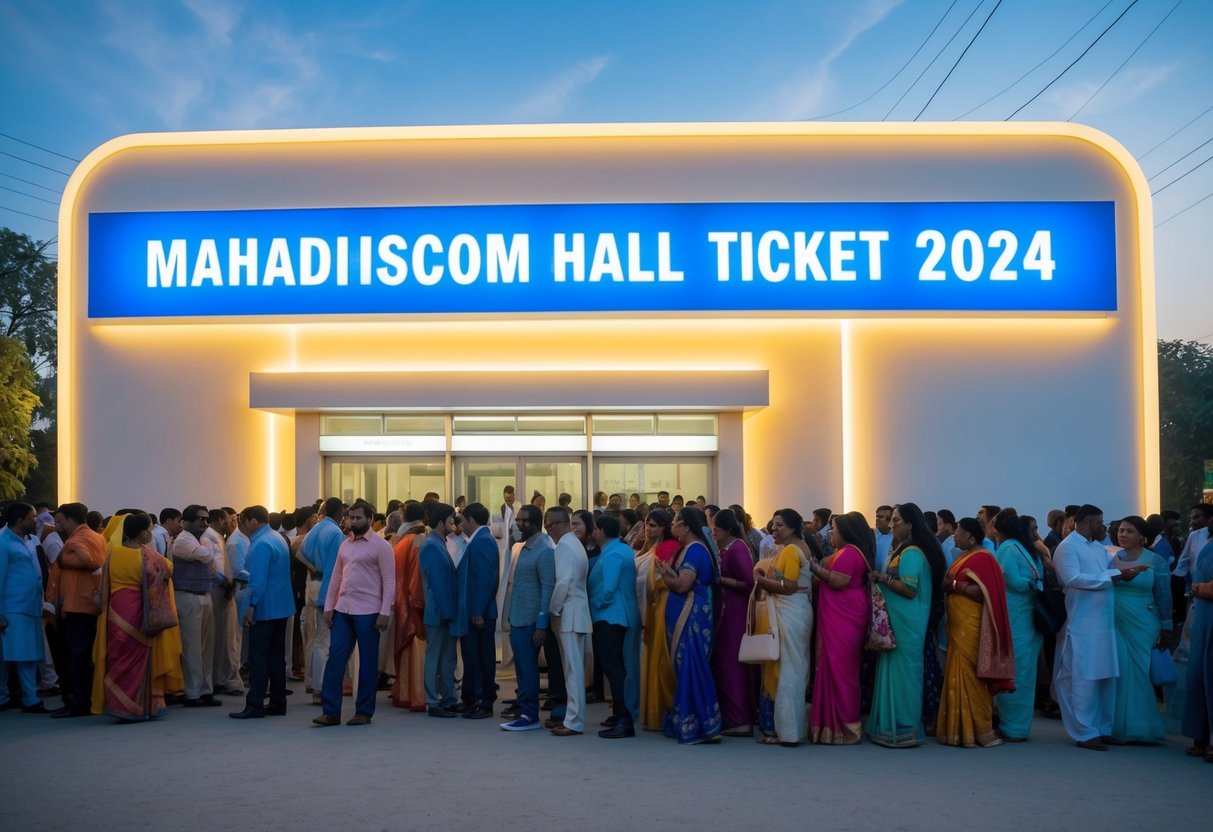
left=2, top=0, right=1211, bottom=339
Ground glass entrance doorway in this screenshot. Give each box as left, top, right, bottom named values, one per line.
left=456, top=457, right=584, bottom=510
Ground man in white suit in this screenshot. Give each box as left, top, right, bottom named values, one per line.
left=545, top=506, right=591, bottom=736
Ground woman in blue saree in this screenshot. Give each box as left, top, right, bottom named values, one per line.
left=1110, top=515, right=1172, bottom=743
left=656, top=506, right=723, bottom=744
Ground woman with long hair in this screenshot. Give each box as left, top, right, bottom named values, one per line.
left=639, top=508, right=679, bottom=730
left=654, top=506, right=722, bottom=744
left=752, top=508, right=816, bottom=746
left=730, top=503, right=763, bottom=564
left=91, top=512, right=184, bottom=721
left=991, top=508, right=1044, bottom=741
left=867, top=502, right=945, bottom=747
left=808, top=511, right=874, bottom=744
left=709, top=508, right=758, bottom=736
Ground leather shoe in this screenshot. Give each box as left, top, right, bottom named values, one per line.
left=500, top=706, right=521, bottom=719
left=312, top=714, right=341, bottom=726
left=428, top=706, right=457, bottom=718
left=265, top=705, right=287, bottom=716
left=228, top=708, right=265, bottom=719
left=346, top=714, right=372, bottom=726
left=543, top=717, right=562, bottom=729
left=446, top=702, right=472, bottom=714
left=50, top=707, right=90, bottom=719
left=462, top=706, right=494, bottom=720
left=184, top=697, right=223, bottom=708
left=21, top=702, right=49, bottom=714
left=600, top=715, right=619, bottom=728
left=551, top=725, right=582, bottom=736
left=599, top=721, right=635, bottom=739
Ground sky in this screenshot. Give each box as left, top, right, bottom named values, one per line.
left=1, top=0, right=1211, bottom=340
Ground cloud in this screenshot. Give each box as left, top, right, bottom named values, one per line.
left=770, top=0, right=904, bottom=119
left=1044, top=61, right=1179, bottom=119
left=511, top=55, right=613, bottom=121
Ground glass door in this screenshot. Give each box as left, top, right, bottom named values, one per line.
left=455, top=457, right=586, bottom=512
left=455, top=457, right=519, bottom=510
left=523, top=458, right=584, bottom=511
left=595, top=457, right=713, bottom=505
left=326, top=457, right=446, bottom=509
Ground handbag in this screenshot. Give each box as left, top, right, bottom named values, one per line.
left=865, top=582, right=896, bottom=652
left=141, top=549, right=179, bottom=635
left=738, top=588, right=780, bottom=664
left=1150, top=647, right=1178, bottom=686
left=1015, top=545, right=1066, bottom=636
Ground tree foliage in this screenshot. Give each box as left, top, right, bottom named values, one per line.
left=0, top=227, right=57, bottom=425
left=1158, top=339, right=1213, bottom=512
left=0, top=334, right=39, bottom=499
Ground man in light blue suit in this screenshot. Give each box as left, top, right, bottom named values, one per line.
left=501, top=504, right=554, bottom=732
left=230, top=506, right=294, bottom=720
left=419, top=503, right=461, bottom=718
left=457, top=502, right=499, bottom=719
left=589, top=514, right=639, bottom=737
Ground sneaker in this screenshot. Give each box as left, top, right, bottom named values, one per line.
left=500, top=715, right=541, bottom=731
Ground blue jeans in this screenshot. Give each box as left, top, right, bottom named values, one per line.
left=424, top=622, right=457, bottom=708
left=509, top=625, right=540, bottom=720
left=321, top=612, right=380, bottom=718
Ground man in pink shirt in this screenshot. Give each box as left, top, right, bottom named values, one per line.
left=313, top=499, right=396, bottom=727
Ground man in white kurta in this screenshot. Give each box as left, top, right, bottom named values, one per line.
left=546, top=507, right=591, bottom=735
left=1052, top=505, right=1148, bottom=749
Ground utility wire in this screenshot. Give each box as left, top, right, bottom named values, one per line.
left=1140, top=103, right=1213, bottom=159
left=1148, top=134, right=1213, bottom=181
left=1005, top=0, right=1140, bottom=120
left=0, top=203, right=56, bottom=223
left=1151, top=151, right=1213, bottom=195
left=0, top=184, right=59, bottom=206
left=954, top=0, right=1116, bottom=119
left=883, top=0, right=987, bottom=120
left=0, top=149, right=71, bottom=176
left=807, top=1, right=959, bottom=120
left=1156, top=188, right=1213, bottom=227
left=0, top=132, right=81, bottom=163
left=1068, top=0, right=1182, bottom=121
left=0, top=171, right=61, bottom=193
left=914, top=0, right=1004, bottom=120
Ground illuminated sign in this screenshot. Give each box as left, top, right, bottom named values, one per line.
left=88, top=200, right=1116, bottom=318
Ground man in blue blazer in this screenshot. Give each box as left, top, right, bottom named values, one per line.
left=419, top=503, right=461, bottom=717
left=457, top=502, right=499, bottom=719
left=501, top=504, right=554, bottom=731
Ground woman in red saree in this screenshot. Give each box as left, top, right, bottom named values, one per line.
left=937, top=517, right=1016, bottom=748
left=91, top=513, right=183, bottom=721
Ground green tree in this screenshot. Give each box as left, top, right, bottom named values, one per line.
left=0, top=227, right=57, bottom=499
left=1157, top=339, right=1213, bottom=512
left=0, top=334, right=39, bottom=498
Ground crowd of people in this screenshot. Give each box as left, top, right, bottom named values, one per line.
left=2, top=491, right=1211, bottom=762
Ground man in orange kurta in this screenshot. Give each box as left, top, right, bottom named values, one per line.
left=391, top=503, right=428, bottom=710
left=45, top=503, right=107, bottom=718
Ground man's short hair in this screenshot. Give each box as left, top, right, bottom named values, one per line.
left=657, top=490, right=670, bottom=498
left=5, top=501, right=34, bottom=526
left=322, top=496, right=344, bottom=520
left=463, top=502, right=490, bottom=526
left=545, top=506, right=571, bottom=525
left=159, top=507, right=182, bottom=524
left=182, top=504, right=208, bottom=523
left=1191, top=503, right=1213, bottom=521
left=349, top=498, right=375, bottom=519
left=55, top=502, right=88, bottom=525
left=517, top=504, right=542, bottom=526
left=1075, top=504, right=1103, bottom=524
left=1064, top=504, right=1081, bottom=519
left=1046, top=509, right=1064, bottom=526
left=936, top=509, right=956, bottom=526
left=403, top=502, right=427, bottom=523
left=240, top=505, right=269, bottom=525
left=426, top=502, right=456, bottom=529
left=596, top=514, right=620, bottom=539
left=980, top=505, right=1001, bottom=519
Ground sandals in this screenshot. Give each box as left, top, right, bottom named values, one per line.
left=1185, top=743, right=1208, bottom=758
left=758, top=735, right=782, bottom=745
left=1076, top=739, right=1107, bottom=751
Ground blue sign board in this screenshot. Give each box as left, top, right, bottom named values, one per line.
left=87, top=201, right=1116, bottom=318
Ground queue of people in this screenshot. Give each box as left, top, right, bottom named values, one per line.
left=2, top=494, right=1211, bottom=765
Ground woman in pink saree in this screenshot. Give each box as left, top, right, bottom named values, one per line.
left=92, top=513, right=183, bottom=721
left=808, top=511, right=874, bottom=744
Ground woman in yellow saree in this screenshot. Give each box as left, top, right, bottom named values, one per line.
left=91, top=513, right=184, bottom=721
left=640, top=509, right=679, bottom=731
left=937, top=517, right=1015, bottom=748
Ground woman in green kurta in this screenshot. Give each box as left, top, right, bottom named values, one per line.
left=1110, top=515, right=1172, bottom=743
left=867, top=503, right=943, bottom=748
left=992, top=508, right=1043, bottom=741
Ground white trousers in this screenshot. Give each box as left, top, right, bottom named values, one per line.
left=1054, top=661, right=1115, bottom=741
left=175, top=590, right=214, bottom=699
left=211, top=585, right=242, bottom=692
left=557, top=630, right=588, bottom=733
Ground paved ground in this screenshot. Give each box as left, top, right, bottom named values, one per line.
left=1, top=682, right=1209, bottom=831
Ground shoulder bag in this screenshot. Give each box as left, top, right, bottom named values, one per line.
left=865, top=582, right=896, bottom=652
left=738, top=586, right=780, bottom=664
left=141, top=549, right=179, bottom=635
left=1015, top=545, right=1066, bottom=636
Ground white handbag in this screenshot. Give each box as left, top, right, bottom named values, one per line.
left=738, top=588, right=780, bottom=664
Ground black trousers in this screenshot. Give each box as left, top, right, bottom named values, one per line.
left=246, top=618, right=287, bottom=713
left=542, top=629, right=566, bottom=704
left=593, top=621, right=629, bottom=720
left=61, top=613, right=98, bottom=711
left=460, top=624, right=497, bottom=706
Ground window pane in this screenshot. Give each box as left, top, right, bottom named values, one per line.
left=525, top=460, right=584, bottom=511
left=456, top=459, right=518, bottom=509
left=384, top=415, right=446, bottom=435
left=516, top=415, right=585, bottom=434
left=321, top=415, right=383, bottom=436
left=326, top=459, right=445, bottom=506
left=595, top=459, right=711, bottom=504
left=656, top=414, right=717, bottom=436
left=592, top=415, right=655, bottom=435
left=453, top=415, right=517, bottom=433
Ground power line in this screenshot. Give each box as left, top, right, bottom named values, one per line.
left=914, top=0, right=1004, bottom=120
left=807, top=1, right=960, bottom=120
left=0, top=132, right=80, bottom=163
left=1140, top=103, right=1213, bottom=159
left=0, top=184, right=58, bottom=206
left=1152, top=150, right=1213, bottom=195
left=883, top=0, right=987, bottom=120
left=1156, top=188, right=1213, bottom=227
left=1067, top=0, right=1183, bottom=121
left=0, top=171, right=61, bottom=194
left=0, top=149, right=71, bottom=177
left=954, top=0, right=1117, bottom=119
left=1148, top=133, right=1213, bottom=181
left=0, top=203, right=56, bottom=223
left=1005, top=0, right=1141, bottom=121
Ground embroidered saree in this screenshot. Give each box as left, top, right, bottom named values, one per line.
left=663, top=541, right=723, bottom=744
left=810, top=544, right=869, bottom=744
left=937, top=549, right=1015, bottom=748
left=755, top=544, right=813, bottom=743
left=641, top=539, right=679, bottom=731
